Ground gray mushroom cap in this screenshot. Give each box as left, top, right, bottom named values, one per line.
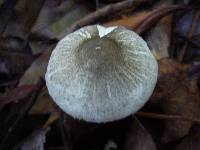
left=45, top=25, right=158, bottom=123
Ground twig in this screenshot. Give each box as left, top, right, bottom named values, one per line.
left=136, top=111, right=200, bottom=123
left=178, top=11, right=200, bottom=62
left=0, top=78, right=45, bottom=150
left=61, top=0, right=154, bottom=38
left=134, top=5, right=191, bottom=35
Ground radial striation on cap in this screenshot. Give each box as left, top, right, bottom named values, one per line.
left=45, top=25, right=158, bottom=123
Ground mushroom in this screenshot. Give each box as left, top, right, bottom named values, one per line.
left=45, top=25, right=158, bottom=123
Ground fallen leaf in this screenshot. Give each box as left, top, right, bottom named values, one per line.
left=148, top=58, right=191, bottom=106
left=29, top=30, right=57, bottom=54
left=134, top=5, right=190, bottom=34
left=33, top=0, right=92, bottom=39
left=174, top=125, right=200, bottom=150
left=30, top=88, right=54, bottom=114
left=105, top=11, right=151, bottom=29
left=32, top=0, right=76, bottom=32
left=30, top=88, right=60, bottom=127
left=0, top=79, right=44, bottom=149
left=0, top=85, right=35, bottom=109
left=0, top=0, right=46, bottom=81
left=150, top=59, right=200, bottom=143
left=105, top=0, right=174, bottom=34
left=123, top=117, right=157, bottom=150
left=2, top=0, right=45, bottom=39
left=55, top=3, right=92, bottom=39
left=160, top=73, right=200, bottom=143
left=18, top=48, right=52, bottom=86
left=145, top=23, right=170, bottom=60
left=0, top=49, right=39, bottom=76
left=158, top=58, right=191, bottom=76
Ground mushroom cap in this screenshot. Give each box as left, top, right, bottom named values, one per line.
left=45, top=25, right=158, bottom=123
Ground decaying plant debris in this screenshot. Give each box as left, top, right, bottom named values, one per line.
left=0, top=0, right=200, bottom=150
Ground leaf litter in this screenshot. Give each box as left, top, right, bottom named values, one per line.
left=0, top=0, right=200, bottom=150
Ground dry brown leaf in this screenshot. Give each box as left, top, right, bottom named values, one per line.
left=174, top=125, right=200, bottom=150
left=158, top=58, right=191, bottom=76
left=0, top=85, right=34, bottom=109
left=3, top=0, right=45, bottom=39
left=150, top=58, right=200, bottom=143
left=18, top=48, right=52, bottom=86
left=32, top=0, right=76, bottom=32
left=123, top=117, right=157, bottom=150
left=148, top=58, right=191, bottom=106
left=105, top=11, right=151, bottom=29
left=146, top=23, right=170, bottom=60
left=30, top=88, right=60, bottom=127
left=160, top=74, right=200, bottom=143
left=30, top=88, right=54, bottom=114
left=134, top=4, right=189, bottom=34
left=43, top=110, right=60, bottom=128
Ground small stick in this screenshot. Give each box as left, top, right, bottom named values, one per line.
left=134, top=5, right=190, bottom=34
left=136, top=111, right=200, bottom=124
left=61, top=0, right=154, bottom=38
